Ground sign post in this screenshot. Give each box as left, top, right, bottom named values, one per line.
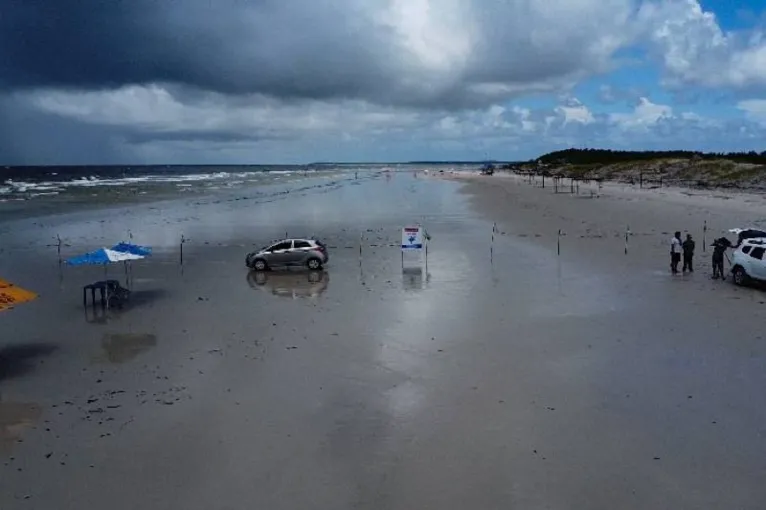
left=401, top=226, right=426, bottom=269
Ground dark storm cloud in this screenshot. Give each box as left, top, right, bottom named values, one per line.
left=121, top=129, right=283, bottom=145
left=0, top=97, right=128, bottom=164
left=0, top=0, right=638, bottom=110
left=0, top=0, right=396, bottom=101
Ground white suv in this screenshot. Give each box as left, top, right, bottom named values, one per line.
left=731, top=238, right=766, bottom=286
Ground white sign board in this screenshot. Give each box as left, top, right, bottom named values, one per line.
left=401, top=226, right=424, bottom=251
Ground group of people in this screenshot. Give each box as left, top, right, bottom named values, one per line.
left=669, top=231, right=733, bottom=279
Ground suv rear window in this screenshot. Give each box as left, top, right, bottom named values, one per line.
left=743, top=245, right=753, bottom=254
left=750, top=247, right=765, bottom=260
left=294, top=241, right=311, bottom=249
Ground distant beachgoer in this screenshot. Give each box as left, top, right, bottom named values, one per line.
left=670, top=231, right=682, bottom=274
left=711, top=237, right=732, bottom=280
left=682, top=234, right=695, bottom=273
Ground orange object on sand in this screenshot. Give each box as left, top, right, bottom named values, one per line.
left=0, top=278, right=38, bottom=312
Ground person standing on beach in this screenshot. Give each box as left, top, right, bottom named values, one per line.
left=670, top=231, right=682, bottom=274
left=712, top=237, right=732, bottom=279
left=682, top=234, right=695, bottom=273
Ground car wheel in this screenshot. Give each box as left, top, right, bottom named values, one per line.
left=733, top=266, right=748, bottom=286
left=253, top=259, right=268, bottom=271
left=307, top=258, right=322, bottom=270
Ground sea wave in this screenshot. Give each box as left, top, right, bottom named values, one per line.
left=1, top=171, right=282, bottom=196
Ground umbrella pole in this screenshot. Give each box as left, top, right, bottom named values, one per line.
left=104, top=263, right=109, bottom=309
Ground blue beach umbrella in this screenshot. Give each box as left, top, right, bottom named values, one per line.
left=66, top=248, right=146, bottom=283
left=111, top=242, right=152, bottom=257
left=66, top=248, right=145, bottom=306
left=66, top=248, right=145, bottom=266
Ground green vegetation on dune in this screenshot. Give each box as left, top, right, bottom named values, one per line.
left=533, top=148, right=766, bottom=166
left=502, top=148, right=766, bottom=190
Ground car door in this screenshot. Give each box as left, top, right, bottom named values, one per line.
left=266, top=241, right=293, bottom=267
left=290, top=240, right=313, bottom=265
left=748, top=246, right=766, bottom=280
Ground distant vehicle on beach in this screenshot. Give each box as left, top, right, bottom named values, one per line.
left=246, top=238, right=328, bottom=271
left=480, top=163, right=495, bottom=175
left=731, top=237, right=766, bottom=286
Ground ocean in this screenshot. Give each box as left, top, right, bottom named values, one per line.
left=0, top=164, right=337, bottom=201
left=0, top=163, right=482, bottom=202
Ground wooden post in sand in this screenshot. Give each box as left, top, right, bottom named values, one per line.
left=703, top=220, right=707, bottom=252
left=491, top=222, right=496, bottom=260
left=557, top=229, right=561, bottom=256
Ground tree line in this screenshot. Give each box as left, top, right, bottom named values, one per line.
left=531, top=148, right=766, bottom=166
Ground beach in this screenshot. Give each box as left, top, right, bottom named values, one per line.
left=2, top=168, right=766, bottom=509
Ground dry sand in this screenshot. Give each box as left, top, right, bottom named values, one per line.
left=1, top=170, right=766, bottom=509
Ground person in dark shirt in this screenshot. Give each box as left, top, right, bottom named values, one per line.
left=712, top=237, right=732, bottom=279
left=682, top=234, right=695, bottom=273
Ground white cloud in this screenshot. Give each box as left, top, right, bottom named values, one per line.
left=556, top=99, right=595, bottom=125
left=9, top=84, right=765, bottom=163
left=25, top=85, right=424, bottom=140
left=610, top=97, right=673, bottom=130
left=737, top=99, right=766, bottom=124
left=638, top=0, right=766, bottom=90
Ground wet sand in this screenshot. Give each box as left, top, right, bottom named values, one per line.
left=2, top=171, right=766, bottom=509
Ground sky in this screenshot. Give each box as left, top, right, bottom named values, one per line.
left=2, top=0, right=766, bottom=165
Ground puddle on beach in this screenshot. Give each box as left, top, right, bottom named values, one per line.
left=0, top=398, right=42, bottom=455
left=246, top=270, right=329, bottom=300
left=98, top=333, right=158, bottom=364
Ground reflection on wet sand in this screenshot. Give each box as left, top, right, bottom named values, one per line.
left=0, top=397, right=41, bottom=455
left=84, top=306, right=119, bottom=324
left=246, top=270, right=329, bottom=299
left=402, top=267, right=430, bottom=291
left=0, top=343, right=57, bottom=382
left=101, top=333, right=158, bottom=364
left=83, top=289, right=170, bottom=324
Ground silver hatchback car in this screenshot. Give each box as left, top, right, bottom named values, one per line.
left=246, top=238, right=328, bottom=271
